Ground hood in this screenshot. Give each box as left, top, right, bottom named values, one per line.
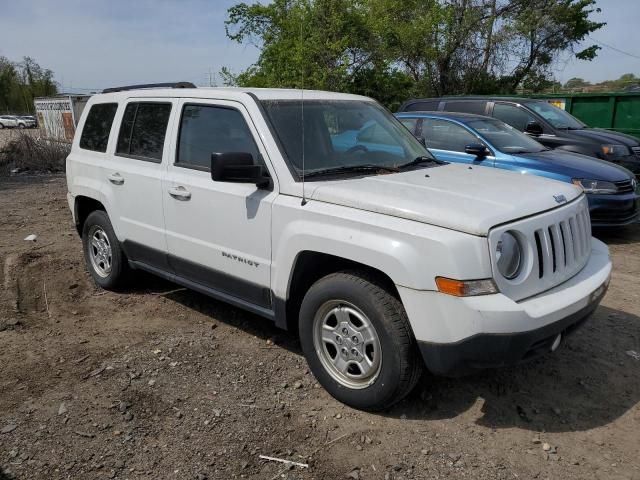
left=567, top=127, right=640, bottom=147
left=308, top=163, right=582, bottom=236
left=512, top=149, right=635, bottom=181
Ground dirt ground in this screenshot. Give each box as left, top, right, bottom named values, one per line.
left=0, top=175, right=639, bottom=480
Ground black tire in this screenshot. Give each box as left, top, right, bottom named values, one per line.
left=82, top=210, right=129, bottom=290
left=299, top=270, right=423, bottom=411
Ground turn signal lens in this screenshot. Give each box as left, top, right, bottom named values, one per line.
left=435, top=277, right=498, bottom=297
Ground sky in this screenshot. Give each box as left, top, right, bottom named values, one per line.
left=0, top=0, right=638, bottom=93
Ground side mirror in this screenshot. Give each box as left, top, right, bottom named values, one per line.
left=525, top=121, right=544, bottom=136
left=464, top=143, right=489, bottom=158
left=211, top=152, right=270, bottom=188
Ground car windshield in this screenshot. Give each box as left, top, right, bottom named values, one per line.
left=260, top=99, right=435, bottom=178
left=466, top=118, right=547, bottom=154
left=525, top=101, right=585, bottom=129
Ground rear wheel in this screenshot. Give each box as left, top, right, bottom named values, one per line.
left=299, top=271, right=423, bottom=411
left=82, top=210, right=129, bottom=289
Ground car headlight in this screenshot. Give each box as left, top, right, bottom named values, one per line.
left=572, top=178, right=617, bottom=194
left=496, top=231, right=522, bottom=280
left=601, top=144, right=629, bottom=157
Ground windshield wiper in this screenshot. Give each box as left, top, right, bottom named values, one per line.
left=302, top=164, right=399, bottom=179
left=397, top=156, right=444, bottom=170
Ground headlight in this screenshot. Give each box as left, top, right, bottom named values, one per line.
left=572, top=178, right=617, bottom=194
left=601, top=144, right=629, bottom=157
left=496, top=231, right=522, bottom=280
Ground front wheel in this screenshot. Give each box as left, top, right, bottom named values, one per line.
left=299, top=271, right=423, bottom=411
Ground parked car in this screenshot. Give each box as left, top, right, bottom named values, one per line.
left=18, top=115, right=37, bottom=128
left=0, top=115, right=19, bottom=129
left=66, top=83, right=611, bottom=411
left=398, top=96, right=640, bottom=178
left=396, top=112, right=639, bottom=227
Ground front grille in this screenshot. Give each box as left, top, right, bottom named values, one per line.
left=631, top=146, right=640, bottom=157
left=532, top=208, right=591, bottom=281
left=614, top=179, right=635, bottom=194
left=489, top=196, right=592, bottom=301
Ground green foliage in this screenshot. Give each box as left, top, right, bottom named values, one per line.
left=224, top=0, right=604, bottom=106
left=0, top=56, right=57, bottom=114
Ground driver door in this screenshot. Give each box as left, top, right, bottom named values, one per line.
left=162, top=99, right=277, bottom=311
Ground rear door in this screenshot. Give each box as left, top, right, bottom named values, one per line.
left=418, top=118, right=494, bottom=166
left=101, top=98, right=176, bottom=270
left=161, top=99, right=277, bottom=312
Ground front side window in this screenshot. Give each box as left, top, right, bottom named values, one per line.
left=525, top=101, right=585, bottom=129
left=116, top=102, right=172, bottom=161
left=79, top=103, right=118, bottom=152
left=492, top=103, right=536, bottom=131
left=176, top=105, right=259, bottom=170
left=398, top=118, right=418, bottom=133
left=261, top=100, right=432, bottom=176
left=466, top=118, right=546, bottom=154
left=420, top=118, right=478, bottom=152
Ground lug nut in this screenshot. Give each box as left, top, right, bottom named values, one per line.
left=341, top=348, right=348, bottom=356
left=351, top=336, right=359, bottom=344
left=342, top=327, right=348, bottom=335
left=336, top=336, right=342, bottom=344
left=351, top=348, right=359, bottom=356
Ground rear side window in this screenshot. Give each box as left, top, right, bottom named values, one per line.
left=176, top=105, right=259, bottom=170
left=492, top=103, right=536, bottom=131
left=442, top=101, right=487, bottom=115
left=116, top=102, right=172, bottom=161
left=79, top=103, right=118, bottom=152
left=404, top=100, right=440, bottom=112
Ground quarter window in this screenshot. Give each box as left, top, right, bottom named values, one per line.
left=492, top=103, right=536, bottom=131
left=79, top=103, right=118, bottom=152
left=176, top=105, right=259, bottom=170
left=116, top=102, right=172, bottom=161
left=420, top=118, right=478, bottom=152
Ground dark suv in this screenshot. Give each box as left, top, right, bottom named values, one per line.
left=399, top=97, right=640, bottom=178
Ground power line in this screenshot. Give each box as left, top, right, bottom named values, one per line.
left=587, top=36, right=640, bottom=60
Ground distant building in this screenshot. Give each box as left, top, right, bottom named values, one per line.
left=34, top=95, right=91, bottom=141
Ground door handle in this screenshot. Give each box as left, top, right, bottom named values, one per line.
left=107, top=173, right=124, bottom=185
left=168, top=186, right=192, bottom=201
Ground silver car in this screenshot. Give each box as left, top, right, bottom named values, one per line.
left=0, top=115, right=19, bottom=129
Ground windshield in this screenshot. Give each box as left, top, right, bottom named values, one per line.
left=526, top=101, right=585, bottom=129
left=260, top=100, right=434, bottom=178
left=466, top=118, right=547, bottom=154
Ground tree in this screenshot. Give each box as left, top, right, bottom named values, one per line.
left=0, top=56, right=57, bottom=114
left=224, top=0, right=605, bottom=104
left=564, top=77, right=591, bottom=89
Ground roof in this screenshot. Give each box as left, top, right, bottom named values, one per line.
left=89, top=87, right=371, bottom=103
left=396, top=111, right=493, bottom=122
left=403, top=95, right=544, bottom=105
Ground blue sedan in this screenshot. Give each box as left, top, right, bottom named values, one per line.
left=395, top=112, right=639, bottom=227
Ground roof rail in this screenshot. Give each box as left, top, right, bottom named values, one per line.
left=102, top=82, right=196, bottom=94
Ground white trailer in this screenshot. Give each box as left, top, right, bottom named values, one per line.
left=34, top=95, right=90, bottom=142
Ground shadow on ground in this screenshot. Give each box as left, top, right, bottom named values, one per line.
left=137, top=266, right=640, bottom=434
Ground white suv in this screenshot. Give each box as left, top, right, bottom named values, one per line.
left=66, top=84, right=612, bottom=410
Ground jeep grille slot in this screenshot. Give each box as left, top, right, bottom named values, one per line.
left=490, top=196, right=592, bottom=301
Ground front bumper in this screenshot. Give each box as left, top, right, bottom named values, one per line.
left=587, top=192, right=639, bottom=227
left=398, top=238, right=612, bottom=376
